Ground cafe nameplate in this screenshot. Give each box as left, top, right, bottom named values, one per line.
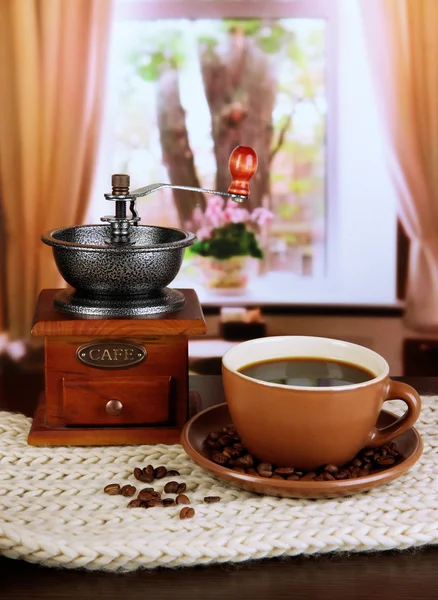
left=76, top=341, right=147, bottom=368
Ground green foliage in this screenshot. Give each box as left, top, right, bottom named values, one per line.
left=191, top=223, right=263, bottom=260
left=129, top=32, right=185, bottom=82
left=223, top=19, right=262, bottom=36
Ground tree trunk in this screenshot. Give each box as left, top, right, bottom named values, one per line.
left=199, top=31, right=276, bottom=209
left=156, top=68, right=206, bottom=227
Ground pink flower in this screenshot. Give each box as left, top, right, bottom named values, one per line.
left=192, top=207, right=204, bottom=228
left=206, top=195, right=224, bottom=210
left=229, top=208, right=250, bottom=224
left=197, top=226, right=213, bottom=240
left=251, top=207, right=273, bottom=227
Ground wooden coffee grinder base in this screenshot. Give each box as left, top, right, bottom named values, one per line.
left=28, top=288, right=206, bottom=446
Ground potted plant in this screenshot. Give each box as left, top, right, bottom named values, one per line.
left=189, top=196, right=273, bottom=293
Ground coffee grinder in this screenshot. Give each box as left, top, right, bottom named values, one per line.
left=28, top=146, right=257, bottom=445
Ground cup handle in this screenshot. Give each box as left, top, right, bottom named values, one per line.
left=365, top=380, right=421, bottom=447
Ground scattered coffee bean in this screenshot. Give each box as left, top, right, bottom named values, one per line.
left=324, top=464, right=338, bottom=474
left=162, top=498, right=175, bottom=507
left=176, top=494, right=190, bottom=505
left=180, top=507, right=195, bottom=520
left=176, top=483, right=187, bottom=494
left=164, top=481, right=179, bottom=494
left=133, top=468, right=144, bottom=482
left=167, top=470, right=180, bottom=477
left=120, top=485, right=136, bottom=497
left=154, top=466, right=168, bottom=479
left=322, top=472, right=335, bottom=481
left=287, top=474, right=300, bottom=481
left=104, top=483, right=121, bottom=495
left=274, top=467, right=295, bottom=476
left=257, top=462, right=273, bottom=477
left=211, top=452, right=228, bottom=465
left=139, top=487, right=155, bottom=494
left=145, top=499, right=162, bottom=508
left=204, top=496, right=221, bottom=503
left=127, top=499, right=142, bottom=508
left=234, top=454, right=254, bottom=469
left=375, top=456, right=396, bottom=466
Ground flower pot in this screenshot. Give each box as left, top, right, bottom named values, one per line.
left=195, top=256, right=258, bottom=295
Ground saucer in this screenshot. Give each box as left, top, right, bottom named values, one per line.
left=181, top=403, right=423, bottom=499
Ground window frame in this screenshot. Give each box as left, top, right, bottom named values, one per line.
left=113, top=0, right=338, bottom=289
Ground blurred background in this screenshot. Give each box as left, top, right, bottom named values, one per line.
left=1, top=0, right=438, bottom=376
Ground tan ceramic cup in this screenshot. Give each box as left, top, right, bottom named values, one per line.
left=222, top=336, right=421, bottom=471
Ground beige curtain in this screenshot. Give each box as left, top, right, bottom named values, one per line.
left=0, top=0, right=113, bottom=341
left=361, top=0, right=438, bottom=330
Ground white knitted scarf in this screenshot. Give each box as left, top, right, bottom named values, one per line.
left=0, top=398, right=437, bottom=571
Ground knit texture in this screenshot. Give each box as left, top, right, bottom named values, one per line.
left=0, top=398, right=437, bottom=572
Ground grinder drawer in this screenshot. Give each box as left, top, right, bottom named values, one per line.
left=63, top=377, right=171, bottom=426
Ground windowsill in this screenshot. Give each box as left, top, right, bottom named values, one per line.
left=173, top=271, right=404, bottom=309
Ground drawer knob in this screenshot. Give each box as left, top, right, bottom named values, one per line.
left=106, top=399, right=123, bottom=416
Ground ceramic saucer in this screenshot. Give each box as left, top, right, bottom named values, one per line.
left=181, top=403, right=423, bottom=499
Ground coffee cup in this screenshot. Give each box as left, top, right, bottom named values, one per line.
left=222, top=336, right=421, bottom=471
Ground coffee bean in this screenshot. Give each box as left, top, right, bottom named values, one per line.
left=224, top=446, right=242, bottom=458
left=323, top=472, right=335, bottom=481
left=246, top=468, right=258, bottom=476
left=127, top=499, right=142, bottom=508
left=145, top=499, right=162, bottom=508
left=286, top=474, right=300, bottom=481
left=104, top=483, right=120, bottom=495
left=180, top=507, right=195, bottom=519
left=164, top=481, right=179, bottom=494
left=376, top=456, right=396, bottom=466
left=140, top=468, right=154, bottom=483
left=206, top=439, right=222, bottom=449
left=176, top=494, right=190, bottom=505
left=314, top=475, right=324, bottom=481
left=204, top=496, right=221, bottom=503
left=388, top=449, right=399, bottom=457
left=323, top=464, right=339, bottom=474
left=177, top=483, right=187, bottom=494
left=207, top=432, right=220, bottom=442
left=120, top=485, right=136, bottom=497
left=212, top=452, right=228, bottom=465
left=233, top=467, right=246, bottom=474
left=257, top=462, right=273, bottom=477
left=351, top=459, right=363, bottom=467
left=222, top=425, right=237, bottom=436
left=133, top=468, right=144, bottom=481
left=144, top=465, right=154, bottom=475
left=274, top=467, right=295, bottom=476
left=154, top=466, right=168, bottom=479
left=138, top=490, right=160, bottom=501
left=167, top=470, right=180, bottom=477
left=271, top=474, right=284, bottom=480
left=236, top=454, right=254, bottom=468
left=233, top=443, right=244, bottom=451
left=219, top=435, right=234, bottom=447
left=363, top=449, right=374, bottom=457
left=163, top=498, right=175, bottom=507
left=139, top=487, right=155, bottom=494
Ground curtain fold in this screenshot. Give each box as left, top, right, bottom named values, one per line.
left=361, top=0, right=438, bottom=330
left=0, top=0, right=113, bottom=341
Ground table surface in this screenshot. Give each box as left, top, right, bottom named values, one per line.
left=1, top=364, right=437, bottom=600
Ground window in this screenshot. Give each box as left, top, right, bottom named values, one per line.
left=90, top=0, right=398, bottom=306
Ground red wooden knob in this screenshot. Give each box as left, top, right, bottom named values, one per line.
left=228, top=146, right=258, bottom=198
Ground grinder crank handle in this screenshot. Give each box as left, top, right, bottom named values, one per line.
left=109, top=146, right=258, bottom=204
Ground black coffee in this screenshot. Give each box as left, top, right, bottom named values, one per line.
left=238, top=357, right=375, bottom=387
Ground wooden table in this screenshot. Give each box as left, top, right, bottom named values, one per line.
left=1, top=365, right=437, bottom=600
